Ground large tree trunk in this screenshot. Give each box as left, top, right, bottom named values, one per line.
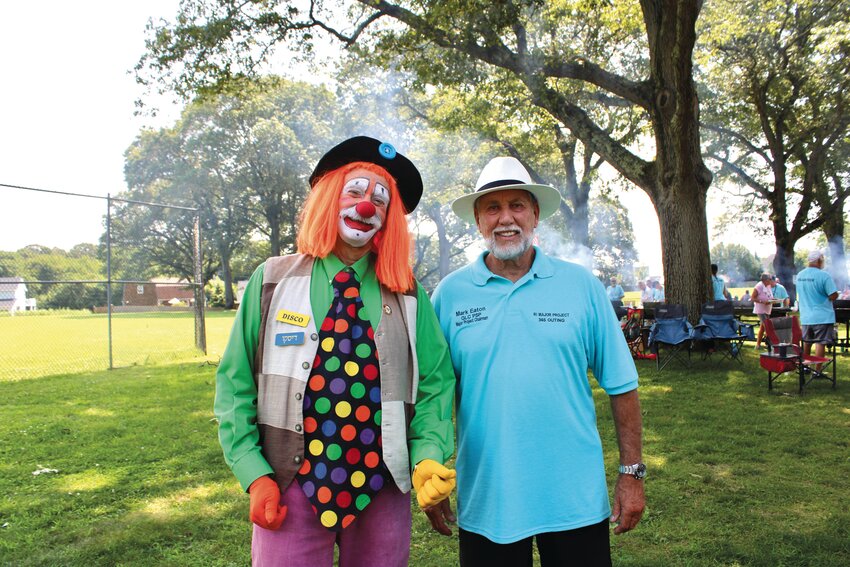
left=772, top=241, right=797, bottom=304
left=653, top=186, right=711, bottom=318
left=219, top=245, right=235, bottom=309
left=554, top=131, right=591, bottom=247
left=269, top=218, right=282, bottom=258
left=642, top=0, right=713, bottom=320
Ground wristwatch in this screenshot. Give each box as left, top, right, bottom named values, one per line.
left=618, top=462, right=647, bottom=480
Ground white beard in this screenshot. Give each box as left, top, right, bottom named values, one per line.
left=485, top=225, right=534, bottom=261
left=337, top=205, right=382, bottom=248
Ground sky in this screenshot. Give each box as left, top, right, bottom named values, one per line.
left=0, top=1, right=786, bottom=277
left=0, top=1, right=183, bottom=250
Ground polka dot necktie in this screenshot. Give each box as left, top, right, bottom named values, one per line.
left=296, top=267, right=388, bottom=531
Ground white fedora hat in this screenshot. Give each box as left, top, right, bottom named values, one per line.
left=451, top=156, right=561, bottom=223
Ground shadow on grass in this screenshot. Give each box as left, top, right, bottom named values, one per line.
left=601, top=350, right=850, bottom=566
left=3, top=354, right=849, bottom=566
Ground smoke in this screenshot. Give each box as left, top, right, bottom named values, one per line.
left=825, top=236, right=849, bottom=289
left=535, top=223, right=595, bottom=272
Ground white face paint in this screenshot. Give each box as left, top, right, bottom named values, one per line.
left=336, top=174, right=390, bottom=248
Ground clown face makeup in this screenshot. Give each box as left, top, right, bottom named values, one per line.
left=336, top=168, right=391, bottom=249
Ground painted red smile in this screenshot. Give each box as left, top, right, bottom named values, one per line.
left=344, top=217, right=373, bottom=232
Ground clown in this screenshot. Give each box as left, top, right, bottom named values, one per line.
left=215, top=136, right=457, bottom=566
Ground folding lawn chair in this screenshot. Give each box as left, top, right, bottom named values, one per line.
left=759, top=316, right=836, bottom=393
left=611, top=300, right=628, bottom=320
left=621, top=307, right=656, bottom=360
left=648, top=304, right=694, bottom=370
left=692, top=301, right=751, bottom=363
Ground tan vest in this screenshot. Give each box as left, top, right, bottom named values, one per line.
left=254, top=254, right=420, bottom=493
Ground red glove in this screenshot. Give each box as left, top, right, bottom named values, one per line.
left=248, top=476, right=287, bottom=530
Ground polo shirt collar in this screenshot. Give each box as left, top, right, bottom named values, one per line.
left=471, top=246, right=554, bottom=286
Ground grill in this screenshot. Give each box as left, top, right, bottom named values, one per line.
left=835, top=300, right=850, bottom=349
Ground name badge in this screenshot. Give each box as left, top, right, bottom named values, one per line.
left=275, top=332, right=305, bottom=346
left=276, top=309, right=310, bottom=327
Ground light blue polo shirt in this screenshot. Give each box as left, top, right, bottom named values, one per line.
left=772, top=283, right=789, bottom=301
left=431, top=248, right=638, bottom=543
left=796, top=267, right=837, bottom=325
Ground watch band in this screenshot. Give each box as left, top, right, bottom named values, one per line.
left=618, top=462, right=647, bottom=479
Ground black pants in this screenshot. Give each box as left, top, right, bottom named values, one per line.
left=458, top=520, right=612, bottom=567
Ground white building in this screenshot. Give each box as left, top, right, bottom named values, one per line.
left=0, top=277, right=37, bottom=313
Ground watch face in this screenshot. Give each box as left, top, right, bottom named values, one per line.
left=635, top=463, right=647, bottom=479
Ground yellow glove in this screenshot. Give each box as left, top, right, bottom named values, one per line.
left=412, top=459, right=457, bottom=509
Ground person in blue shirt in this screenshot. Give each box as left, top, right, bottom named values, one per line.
left=606, top=277, right=625, bottom=301
left=711, top=264, right=731, bottom=301
left=796, top=249, right=838, bottom=366
left=428, top=156, right=645, bottom=567
left=651, top=280, right=665, bottom=301
left=771, top=276, right=789, bottom=307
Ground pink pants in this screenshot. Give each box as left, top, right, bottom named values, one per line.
left=252, top=480, right=411, bottom=567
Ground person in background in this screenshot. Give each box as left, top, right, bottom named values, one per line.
left=640, top=280, right=655, bottom=304
left=752, top=273, right=775, bottom=349
left=214, top=136, right=456, bottom=567
left=651, top=280, right=665, bottom=302
left=772, top=276, right=790, bottom=307
left=606, top=277, right=625, bottom=302
left=711, top=264, right=731, bottom=301
left=741, top=290, right=752, bottom=302
left=796, top=250, right=838, bottom=368
left=429, top=156, right=645, bottom=567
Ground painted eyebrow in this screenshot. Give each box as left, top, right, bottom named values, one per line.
left=373, top=183, right=390, bottom=199
left=344, top=177, right=370, bottom=188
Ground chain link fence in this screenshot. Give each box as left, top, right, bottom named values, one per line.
left=0, top=184, right=206, bottom=381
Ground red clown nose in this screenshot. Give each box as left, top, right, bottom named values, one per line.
left=355, top=201, right=377, bottom=218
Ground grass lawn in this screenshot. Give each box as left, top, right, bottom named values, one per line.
left=1, top=314, right=849, bottom=565
left=0, top=310, right=237, bottom=381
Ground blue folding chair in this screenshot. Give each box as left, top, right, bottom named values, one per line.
left=648, top=304, right=694, bottom=370
left=693, top=301, right=752, bottom=363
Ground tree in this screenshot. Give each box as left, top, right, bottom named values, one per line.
left=396, top=65, right=641, bottom=250
left=1, top=245, right=107, bottom=309
left=699, top=0, right=850, bottom=299
left=123, top=78, right=339, bottom=307
left=710, top=243, right=762, bottom=285
left=138, top=0, right=716, bottom=319
left=816, top=212, right=850, bottom=289
left=222, top=78, right=340, bottom=256
left=588, top=194, right=639, bottom=284
left=407, top=131, right=489, bottom=291
left=120, top=128, right=223, bottom=285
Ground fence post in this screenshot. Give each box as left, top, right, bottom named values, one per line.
left=193, top=213, right=207, bottom=354
left=106, top=193, right=114, bottom=369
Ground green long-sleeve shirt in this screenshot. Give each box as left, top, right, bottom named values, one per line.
left=214, top=253, right=456, bottom=491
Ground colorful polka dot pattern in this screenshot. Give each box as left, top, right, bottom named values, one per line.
left=297, top=267, right=387, bottom=531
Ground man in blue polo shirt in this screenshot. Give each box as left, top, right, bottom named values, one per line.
left=796, top=249, right=838, bottom=366
left=428, top=157, right=645, bottom=567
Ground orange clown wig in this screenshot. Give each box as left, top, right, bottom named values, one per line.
left=297, top=161, right=414, bottom=293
